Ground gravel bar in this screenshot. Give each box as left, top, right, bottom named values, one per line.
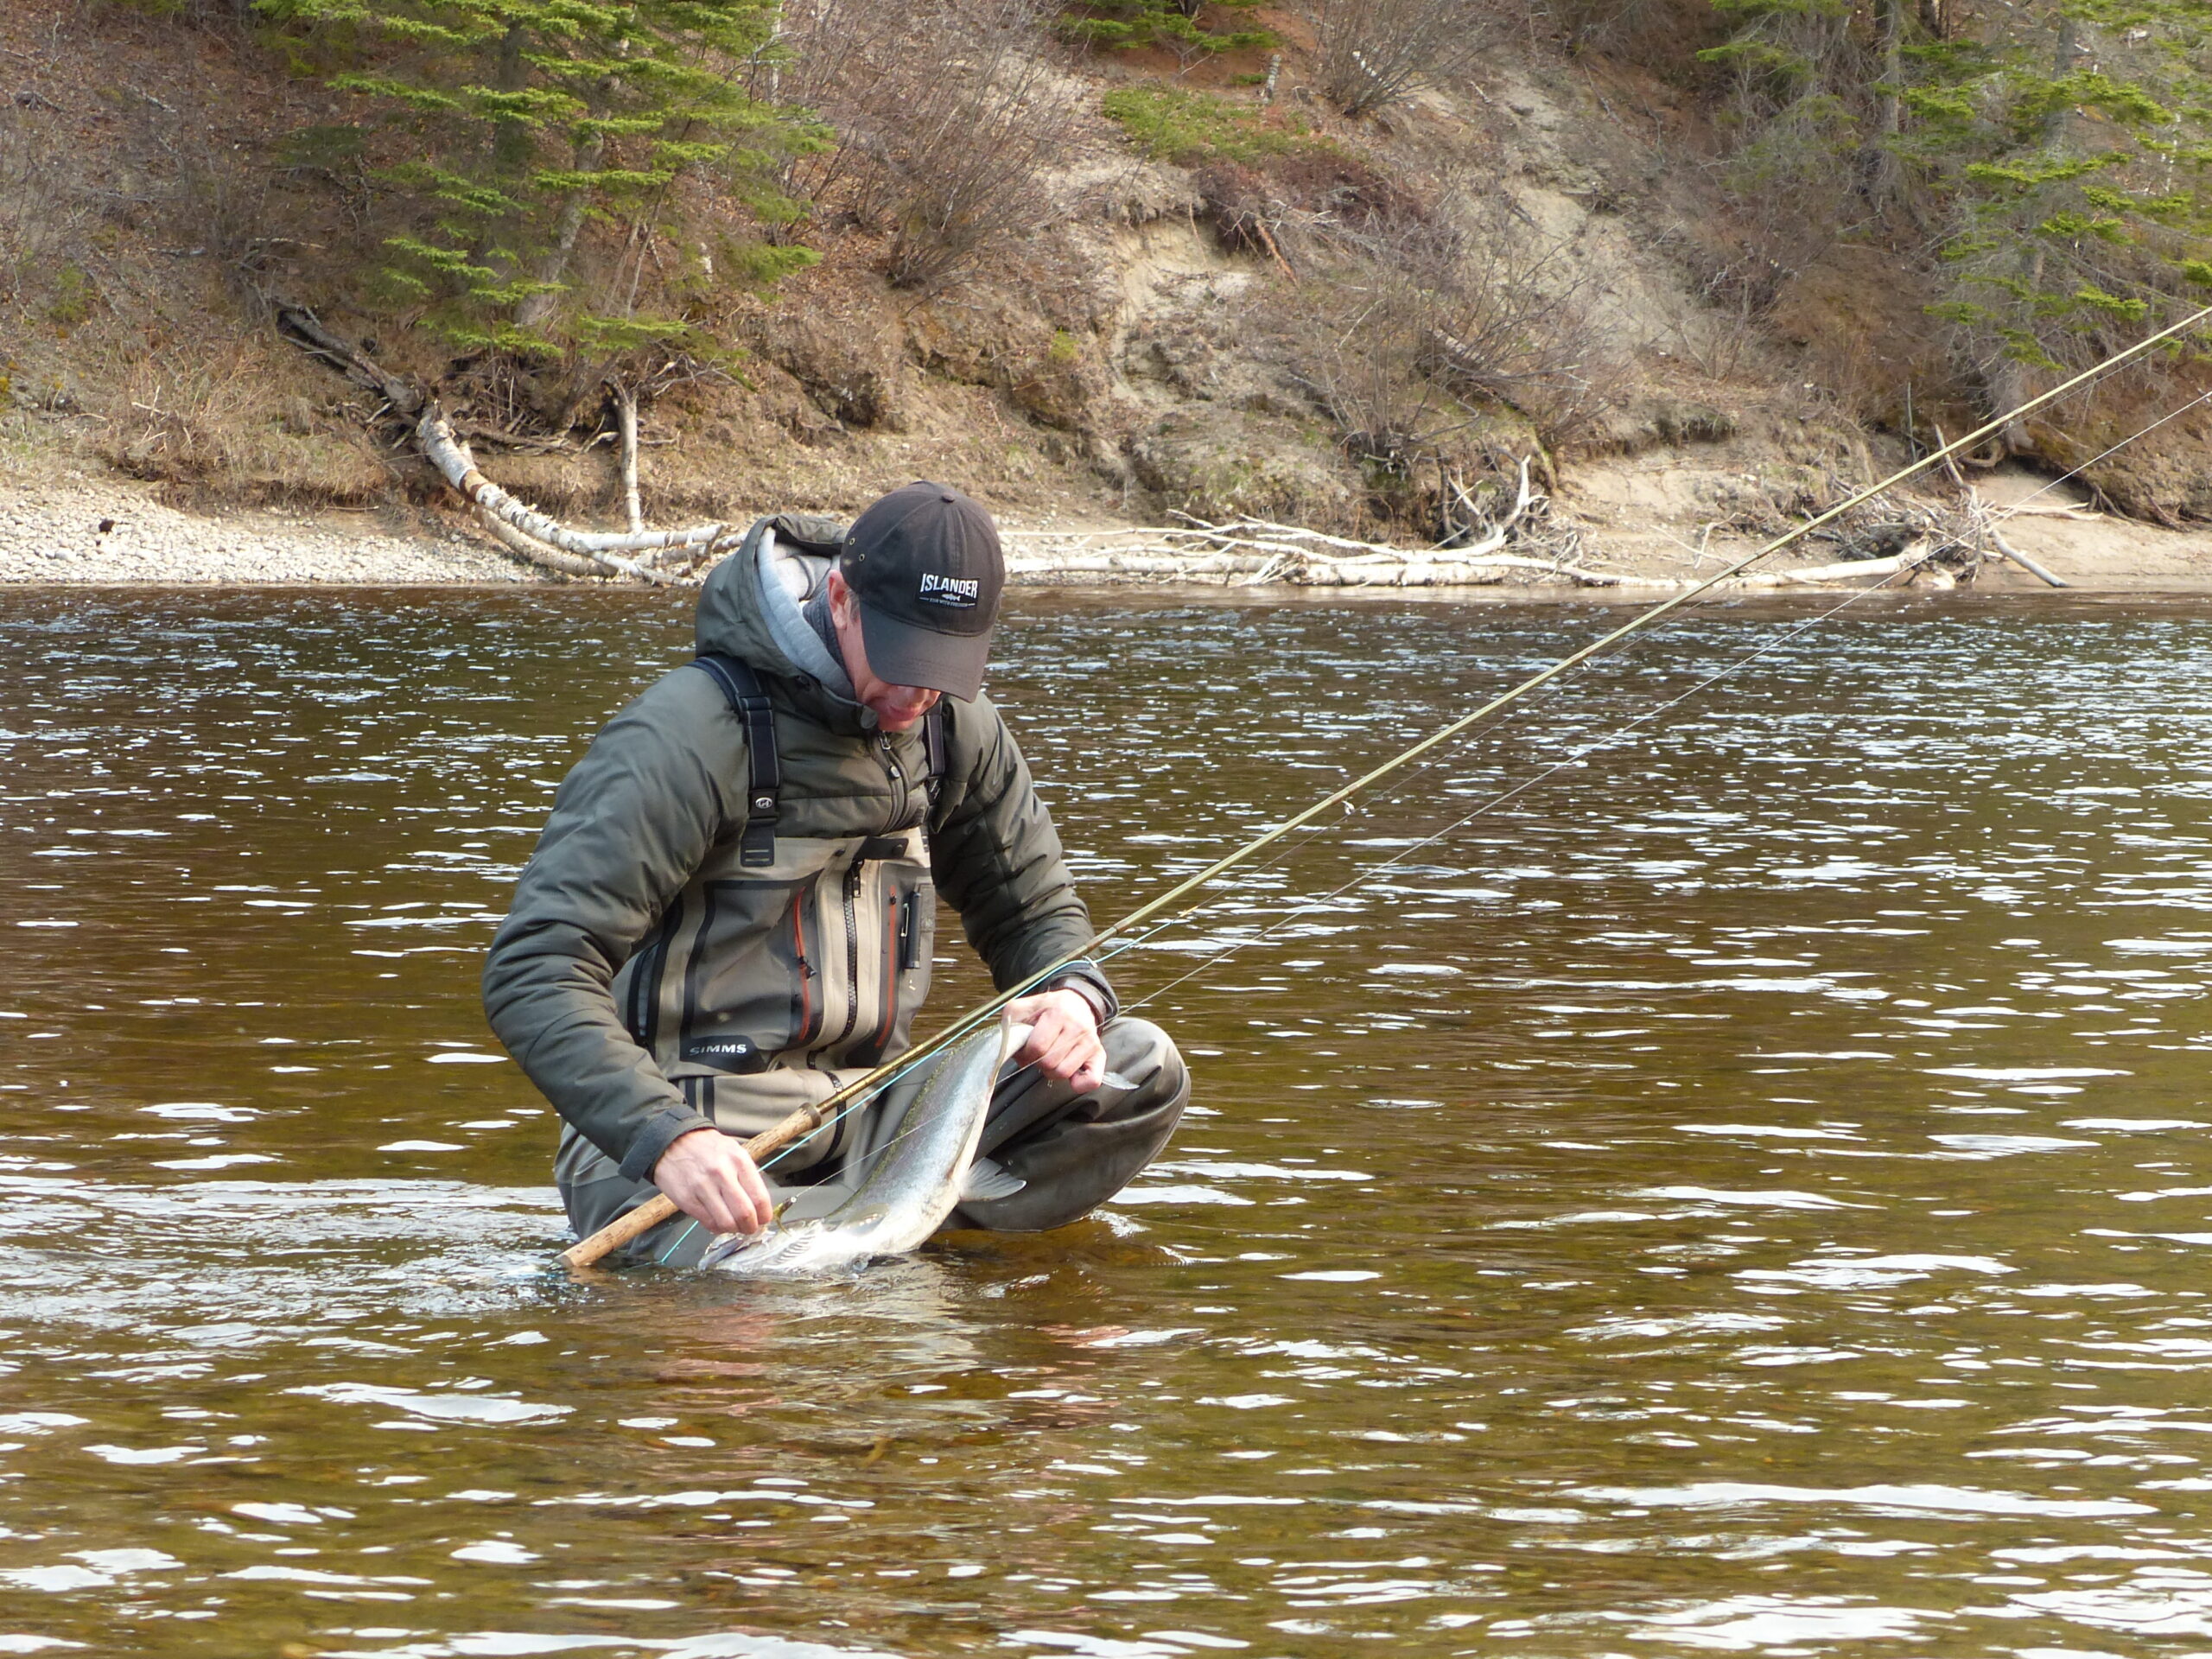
left=1, top=475, right=543, bottom=585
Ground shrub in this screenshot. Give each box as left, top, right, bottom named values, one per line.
left=772, top=0, right=1077, bottom=294
left=47, top=265, right=93, bottom=331
left=1195, top=149, right=1425, bottom=263
left=1269, top=208, right=1623, bottom=499
left=1298, top=0, right=1504, bottom=118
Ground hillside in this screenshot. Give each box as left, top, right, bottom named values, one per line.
left=4, top=0, right=2211, bottom=588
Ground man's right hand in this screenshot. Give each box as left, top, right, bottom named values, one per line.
left=652, top=1126, right=775, bottom=1236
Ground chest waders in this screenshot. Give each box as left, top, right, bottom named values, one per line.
left=608, top=654, right=950, bottom=1172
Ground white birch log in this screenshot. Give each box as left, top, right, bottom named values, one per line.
left=1754, top=542, right=1932, bottom=585
left=416, top=404, right=721, bottom=571
left=1008, top=546, right=1620, bottom=588
left=1007, top=551, right=1265, bottom=577
left=474, top=510, right=606, bottom=580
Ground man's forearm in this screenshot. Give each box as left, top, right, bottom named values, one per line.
left=483, top=930, right=710, bottom=1179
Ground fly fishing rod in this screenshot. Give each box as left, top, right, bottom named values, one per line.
left=559, top=302, right=2212, bottom=1270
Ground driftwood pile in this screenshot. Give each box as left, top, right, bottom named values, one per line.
left=276, top=307, right=2082, bottom=594
left=1003, top=461, right=1627, bottom=588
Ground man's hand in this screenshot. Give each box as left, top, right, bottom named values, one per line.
left=652, top=1126, right=775, bottom=1236
left=1007, top=988, right=1105, bottom=1092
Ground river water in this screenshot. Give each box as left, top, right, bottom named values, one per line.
left=6, top=586, right=2212, bottom=1657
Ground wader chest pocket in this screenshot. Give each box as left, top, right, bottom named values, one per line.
left=677, top=879, right=819, bottom=1071
left=679, top=1034, right=769, bottom=1073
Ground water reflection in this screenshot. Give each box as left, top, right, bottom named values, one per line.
left=8, top=588, right=2212, bottom=1653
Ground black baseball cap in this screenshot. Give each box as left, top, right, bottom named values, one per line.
left=840, top=481, right=1005, bottom=701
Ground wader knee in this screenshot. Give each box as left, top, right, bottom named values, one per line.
left=951, top=1016, right=1191, bottom=1233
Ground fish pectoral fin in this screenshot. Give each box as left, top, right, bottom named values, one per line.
left=959, top=1154, right=1027, bottom=1203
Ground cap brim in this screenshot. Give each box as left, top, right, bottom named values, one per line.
left=855, top=601, right=989, bottom=702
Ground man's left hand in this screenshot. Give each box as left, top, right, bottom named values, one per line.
left=1007, top=988, right=1104, bottom=1092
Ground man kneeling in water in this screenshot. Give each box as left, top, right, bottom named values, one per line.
left=482, top=482, right=1189, bottom=1264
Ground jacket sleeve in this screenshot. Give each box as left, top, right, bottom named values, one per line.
left=929, top=696, right=1118, bottom=1019
left=481, top=669, right=746, bottom=1179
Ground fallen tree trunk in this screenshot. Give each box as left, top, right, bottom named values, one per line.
left=276, top=306, right=729, bottom=584
left=276, top=306, right=423, bottom=418
left=1006, top=543, right=1619, bottom=588
left=1986, top=525, right=2070, bottom=588
left=1754, top=542, right=1931, bottom=585
left=415, top=404, right=732, bottom=582
left=474, top=511, right=606, bottom=580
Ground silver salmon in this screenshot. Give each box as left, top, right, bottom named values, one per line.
left=702, top=1017, right=1029, bottom=1278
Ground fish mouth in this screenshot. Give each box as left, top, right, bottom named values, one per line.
left=700, top=1221, right=804, bottom=1271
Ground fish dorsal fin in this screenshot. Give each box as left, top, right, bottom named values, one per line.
left=960, top=1154, right=1027, bottom=1203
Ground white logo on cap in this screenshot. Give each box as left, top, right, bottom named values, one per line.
left=918, top=571, right=981, bottom=607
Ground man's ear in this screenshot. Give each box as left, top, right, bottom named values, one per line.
left=824, top=567, right=854, bottom=625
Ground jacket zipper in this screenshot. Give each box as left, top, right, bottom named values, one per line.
left=877, top=732, right=907, bottom=830
left=628, top=910, right=679, bottom=1047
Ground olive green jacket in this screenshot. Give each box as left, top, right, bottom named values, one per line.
left=481, top=518, right=1113, bottom=1182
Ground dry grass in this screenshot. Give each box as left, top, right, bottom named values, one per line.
left=92, top=328, right=392, bottom=505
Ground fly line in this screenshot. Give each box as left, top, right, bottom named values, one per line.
left=560, top=301, right=2212, bottom=1269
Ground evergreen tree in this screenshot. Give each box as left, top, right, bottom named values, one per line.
left=1700, top=0, right=2212, bottom=406
left=261, top=0, right=819, bottom=353
left=1904, top=2, right=2212, bottom=380
left=1061, top=0, right=1272, bottom=57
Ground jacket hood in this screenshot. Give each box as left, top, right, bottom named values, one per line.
left=696, top=517, right=873, bottom=733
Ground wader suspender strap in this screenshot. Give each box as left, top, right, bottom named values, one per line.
left=692, top=654, right=782, bottom=868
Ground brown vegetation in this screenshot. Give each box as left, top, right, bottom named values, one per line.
left=4, top=0, right=2209, bottom=556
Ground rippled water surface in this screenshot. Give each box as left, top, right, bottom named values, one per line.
left=9, top=586, right=2212, bottom=1656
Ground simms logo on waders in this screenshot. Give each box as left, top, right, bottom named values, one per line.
left=918, top=572, right=981, bottom=607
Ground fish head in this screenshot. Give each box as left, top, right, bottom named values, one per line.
left=701, top=1218, right=821, bottom=1274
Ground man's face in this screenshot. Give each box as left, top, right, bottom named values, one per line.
left=826, top=570, right=943, bottom=733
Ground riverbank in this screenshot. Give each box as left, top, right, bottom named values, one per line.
left=10, top=459, right=2212, bottom=592
left=0, top=467, right=524, bottom=586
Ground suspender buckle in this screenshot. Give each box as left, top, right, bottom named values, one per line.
left=694, top=653, right=785, bottom=868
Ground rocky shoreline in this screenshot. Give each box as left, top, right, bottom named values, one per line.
left=11, top=465, right=2212, bottom=594
left=1, top=472, right=524, bottom=585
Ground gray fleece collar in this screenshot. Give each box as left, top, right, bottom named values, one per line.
left=753, top=528, right=858, bottom=703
